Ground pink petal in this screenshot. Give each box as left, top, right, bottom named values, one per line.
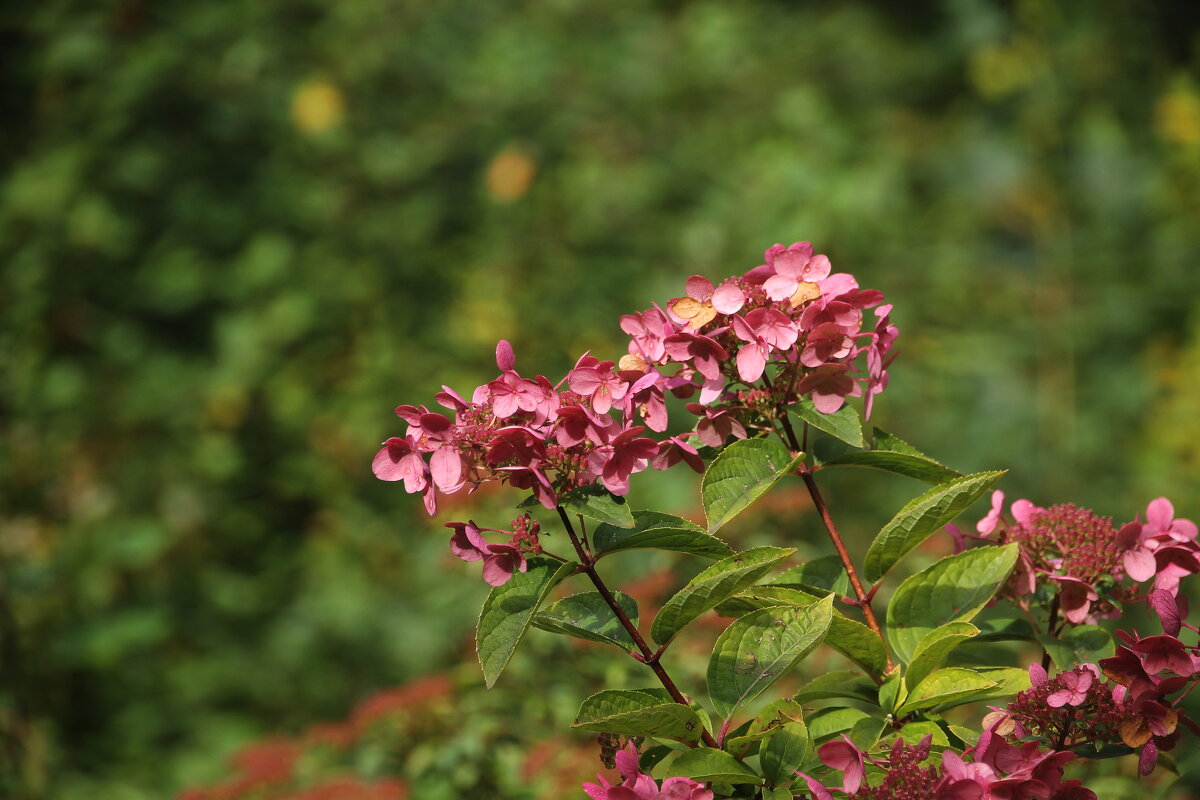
left=482, top=554, right=517, bottom=586
left=1010, top=499, right=1037, bottom=525
left=711, top=283, right=745, bottom=314
left=685, top=275, right=714, bottom=301
left=1124, top=549, right=1157, bottom=583
left=736, top=344, right=767, bottom=383
left=763, top=273, right=798, bottom=302
left=810, top=389, right=847, bottom=414
left=1146, top=497, right=1174, bottom=529
left=771, top=245, right=813, bottom=279
left=803, top=253, right=832, bottom=281
left=430, top=447, right=464, bottom=491
left=1028, top=662, right=1048, bottom=687
left=496, top=339, right=515, bottom=371
left=615, top=743, right=640, bottom=780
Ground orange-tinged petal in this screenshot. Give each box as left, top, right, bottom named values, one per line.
left=790, top=281, right=821, bottom=307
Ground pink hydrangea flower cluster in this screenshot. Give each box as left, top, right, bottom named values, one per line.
left=582, top=743, right=712, bottom=800
left=1099, top=629, right=1200, bottom=773
left=959, top=493, right=1199, bottom=626
left=984, top=664, right=1128, bottom=749
left=446, top=514, right=542, bottom=586
left=803, top=731, right=1095, bottom=800
left=372, top=339, right=687, bottom=515
left=619, top=242, right=896, bottom=420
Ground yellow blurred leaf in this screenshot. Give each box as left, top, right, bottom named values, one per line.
left=485, top=145, right=537, bottom=202
left=291, top=79, right=346, bottom=134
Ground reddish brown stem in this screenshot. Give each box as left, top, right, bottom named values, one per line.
left=799, top=472, right=894, bottom=674
left=556, top=506, right=719, bottom=749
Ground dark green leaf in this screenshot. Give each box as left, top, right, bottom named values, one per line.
left=572, top=689, right=704, bottom=743
left=592, top=510, right=732, bottom=560
left=532, top=590, right=637, bottom=650
left=792, top=671, right=878, bottom=704
left=974, top=616, right=1037, bottom=642
left=863, top=471, right=1006, bottom=582
left=1037, top=625, right=1114, bottom=670
left=701, top=438, right=804, bottom=533
left=770, top=554, right=850, bottom=596
left=807, top=707, right=874, bottom=742
left=819, top=429, right=960, bottom=484
left=477, top=558, right=578, bottom=687
left=761, top=720, right=814, bottom=787
left=886, top=544, right=1019, bottom=664
left=664, top=748, right=762, bottom=785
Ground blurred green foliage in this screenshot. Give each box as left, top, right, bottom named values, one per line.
left=2, top=0, right=1199, bottom=797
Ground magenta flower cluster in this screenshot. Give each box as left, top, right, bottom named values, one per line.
left=583, top=743, right=712, bottom=800
left=959, top=493, right=1199, bottom=628
left=802, top=730, right=1095, bottom=800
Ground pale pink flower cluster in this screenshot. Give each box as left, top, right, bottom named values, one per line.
left=619, top=242, right=896, bottom=418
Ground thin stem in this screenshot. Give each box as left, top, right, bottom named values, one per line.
left=1041, top=597, right=1061, bottom=671
left=799, top=471, right=893, bottom=675
left=556, top=506, right=719, bottom=749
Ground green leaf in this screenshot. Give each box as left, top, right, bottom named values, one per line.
left=476, top=557, right=578, bottom=687
left=592, top=510, right=733, bottom=560
left=701, top=438, right=804, bottom=533
left=828, top=617, right=889, bottom=679
left=713, top=586, right=888, bottom=679
left=665, top=748, right=762, bottom=785
left=897, top=668, right=997, bottom=715
left=886, top=544, right=1019, bottom=664
left=761, top=720, right=814, bottom=787
left=863, top=471, right=1006, bottom=582
left=714, top=586, right=825, bottom=618
left=770, top=554, right=850, bottom=596
left=878, top=673, right=905, bottom=714
left=559, top=484, right=635, bottom=528
left=572, top=689, right=704, bottom=743
left=793, top=671, right=878, bottom=704
left=848, top=716, right=888, bottom=751
left=949, top=667, right=1032, bottom=707
left=905, top=622, right=980, bottom=689
left=1037, top=625, right=1115, bottom=670
left=651, top=547, right=795, bottom=645
left=807, top=707, right=874, bottom=742
left=764, top=788, right=794, bottom=800
left=819, top=428, right=961, bottom=484
left=724, top=699, right=805, bottom=758
left=532, top=591, right=637, bottom=650
left=795, top=398, right=864, bottom=448
left=893, top=721, right=951, bottom=748
left=707, top=597, right=834, bottom=718
left=974, top=617, right=1037, bottom=642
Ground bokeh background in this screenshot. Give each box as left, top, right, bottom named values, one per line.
left=3, top=0, right=1200, bottom=798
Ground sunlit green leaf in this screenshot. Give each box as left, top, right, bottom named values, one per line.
left=701, top=438, right=804, bottom=533
left=477, top=558, right=578, bottom=687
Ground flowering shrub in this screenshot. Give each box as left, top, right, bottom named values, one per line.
left=373, top=243, right=1198, bottom=798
